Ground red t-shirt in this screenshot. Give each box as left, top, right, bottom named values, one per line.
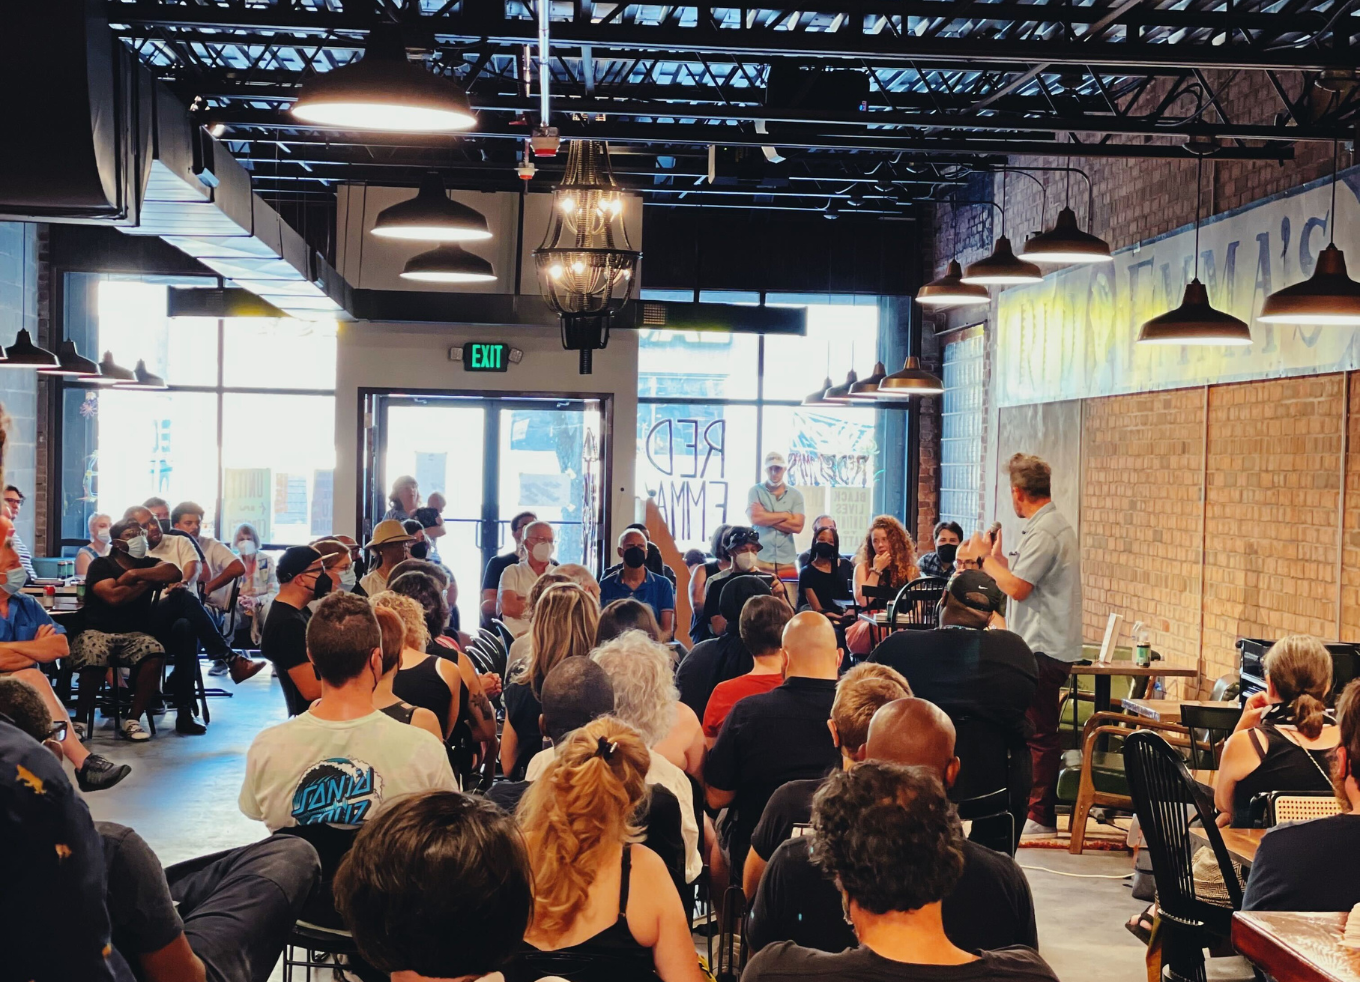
left=703, top=672, right=785, bottom=739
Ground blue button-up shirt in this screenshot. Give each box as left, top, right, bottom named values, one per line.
left=0, top=591, right=65, bottom=643
left=1007, top=501, right=1081, bottom=663
left=599, top=568, right=677, bottom=623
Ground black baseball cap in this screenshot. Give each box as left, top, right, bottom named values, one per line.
left=724, top=526, right=761, bottom=551
left=946, top=569, right=1005, bottom=614
left=277, top=545, right=323, bottom=584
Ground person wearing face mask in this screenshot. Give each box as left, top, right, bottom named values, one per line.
left=259, top=546, right=334, bottom=716
left=71, top=517, right=182, bottom=741
left=76, top=512, right=114, bottom=577
left=746, top=452, right=805, bottom=576
left=796, top=526, right=855, bottom=625
left=231, top=523, right=278, bottom=648
left=918, top=521, right=965, bottom=579
left=699, top=526, right=783, bottom=640
left=599, top=528, right=677, bottom=639
left=497, top=520, right=558, bottom=638
left=313, top=537, right=362, bottom=599
left=795, top=515, right=836, bottom=570
left=359, top=519, right=415, bottom=597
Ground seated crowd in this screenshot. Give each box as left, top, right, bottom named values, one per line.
left=5, top=470, right=1360, bottom=982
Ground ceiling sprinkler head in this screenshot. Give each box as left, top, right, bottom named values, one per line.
left=531, top=124, right=561, bottom=157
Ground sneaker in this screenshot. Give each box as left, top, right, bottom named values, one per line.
left=1022, top=819, right=1058, bottom=837
left=228, top=655, right=267, bottom=685
left=118, top=719, right=150, bottom=742
left=174, top=711, right=207, bottom=736
left=208, top=659, right=230, bottom=677
left=76, top=754, right=131, bottom=792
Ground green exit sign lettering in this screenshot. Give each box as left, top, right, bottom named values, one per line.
left=463, top=342, right=510, bottom=372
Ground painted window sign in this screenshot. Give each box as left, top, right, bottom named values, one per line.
left=642, top=416, right=730, bottom=547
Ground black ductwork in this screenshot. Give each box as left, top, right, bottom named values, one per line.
left=0, top=0, right=151, bottom=223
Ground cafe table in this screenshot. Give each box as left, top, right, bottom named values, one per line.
left=1081, top=662, right=1200, bottom=716
left=1189, top=825, right=1266, bottom=866
left=1233, top=911, right=1360, bottom=982
left=1120, top=698, right=1240, bottom=724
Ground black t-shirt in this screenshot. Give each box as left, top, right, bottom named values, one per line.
left=750, top=778, right=821, bottom=861
left=260, top=599, right=312, bottom=716
left=482, top=551, right=520, bottom=592
left=97, top=822, right=183, bottom=959
left=797, top=562, right=853, bottom=611
left=502, top=681, right=545, bottom=780
left=869, top=628, right=1038, bottom=744
left=748, top=824, right=1038, bottom=956
left=82, top=555, right=162, bottom=635
left=676, top=633, right=752, bottom=720
left=1242, top=814, right=1360, bottom=911
left=702, top=677, right=839, bottom=871
left=700, top=567, right=777, bottom=631
left=744, top=941, right=1057, bottom=982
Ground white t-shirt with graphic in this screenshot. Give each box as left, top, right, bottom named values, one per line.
left=239, top=710, right=457, bottom=831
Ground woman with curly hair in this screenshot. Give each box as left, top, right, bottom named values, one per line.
left=506, top=717, right=706, bottom=982
left=846, top=516, right=918, bottom=656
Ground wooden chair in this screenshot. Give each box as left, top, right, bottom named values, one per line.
left=1067, top=711, right=1189, bottom=855
left=1261, top=790, right=1343, bottom=826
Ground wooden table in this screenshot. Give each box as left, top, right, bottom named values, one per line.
left=1120, top=698, right=1240, bottom=723
left=1080, top=662, right=1200, bottom=716
left=1189, top=825, right=1266, bottom=865
left=1233, top=911, right=1360, bottom=982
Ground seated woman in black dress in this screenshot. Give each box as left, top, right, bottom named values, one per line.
left=505, top=717, right=706, bottom=982
left=1215, top=634, right=1340, bottom=827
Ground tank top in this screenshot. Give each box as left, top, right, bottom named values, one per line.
left=379, top=701, right=417, bottom=725
left=1231, top=720, right=1335, bottom=827
left=504, top=846, right=657, bottom=982
left=392, top=656, right=454, bottom=735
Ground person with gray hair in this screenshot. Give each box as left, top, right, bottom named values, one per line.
left=496, top=520, right=556, bottom=638
left=959, top=451, right=1080, bottom=838
left=584, top=631, right=703, bottom=884
left=76, top=511, right=113, bottom=577
left=599, top=528, right=677, bottom=638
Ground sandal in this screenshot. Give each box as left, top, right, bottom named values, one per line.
left=1125, top=904, right=1155, bottom=945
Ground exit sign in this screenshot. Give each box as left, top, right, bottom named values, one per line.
left=462, top=342, right=510, bottom=372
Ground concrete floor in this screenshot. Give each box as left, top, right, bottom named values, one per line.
left=77, top=672, right=1153, bottom=982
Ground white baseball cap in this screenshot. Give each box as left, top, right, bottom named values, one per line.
left=764, top=451, right=787, bottom=468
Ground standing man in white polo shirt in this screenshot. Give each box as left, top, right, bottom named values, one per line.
left=960, top=453, right=1081, bottom=837
left=747, top=451, right=805, bottom=578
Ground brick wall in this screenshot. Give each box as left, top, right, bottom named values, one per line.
left=0, top=222, right=40, bottom=552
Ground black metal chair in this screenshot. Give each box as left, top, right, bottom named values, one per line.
left=714, top=883, right=748, bottom=982
left=1180, top=703, right=1243, bottom=771
left=886, top=576, right=947, bottom=631
left=955, top=787, right=1016, bottom=856
left=1122, top=730, right=1242, bottom=982
left=282, top=923, right=360, bottom=982
left=950, top=714, right=1030, bottom=856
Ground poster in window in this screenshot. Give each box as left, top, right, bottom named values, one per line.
left=311, top=470, right=334, bottom=537
left=223, top=468, right=271, bottom=544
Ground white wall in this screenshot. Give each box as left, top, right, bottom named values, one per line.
left=333, top=320, right=639, bottom=543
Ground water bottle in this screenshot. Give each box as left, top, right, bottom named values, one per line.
left=1135, top=626, right=1152, bottom=667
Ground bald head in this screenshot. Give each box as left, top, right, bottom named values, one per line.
left=865, top=698, right=960, bottom=788
left=781, top=611, right=841, bottom=680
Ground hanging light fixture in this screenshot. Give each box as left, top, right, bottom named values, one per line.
left=292, top=26, right=476, bottom=132
left=113, top=360, right=168, bottom=390
left=1138, top=155, right=1252, bottom=346
left=1260, top=141, right=1360, bottom=325
left=0, top=330, right=59, bottom=369
left=371, top=172, right=491, bottom=242
left=963, top=173, right=1043, bottom=286
left=1017, top=167, right=1112, bottom=265
left=878, top=356, right=945, bottom=396
left=916, top=260, right=991, bottom=308
left=400, top=244, right=496, bottom=283
left=534, top=140, right=641, bottom=374
left=95, top=351, right=136, bottom=384
left=848, top=361, right=890, bottom=400
left=822, top=369, right=859, bottom=404
left=802, top=344, right=839, bottom=406
left=36, top=340, right=99, bottom=377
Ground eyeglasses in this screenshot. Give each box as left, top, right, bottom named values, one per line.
left=46, top=720, right=68, bottom=743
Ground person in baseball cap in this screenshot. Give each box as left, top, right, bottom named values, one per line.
left=747, top=450, right=805, bottom=574
left=945, top=569, right=1006, bottom=618
left=361, top=519, right=415, bottom=595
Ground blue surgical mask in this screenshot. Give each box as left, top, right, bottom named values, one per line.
left=339, top=567, right=357, bottom=591
left=0, top=566, right=26, bottom=595
left=126, top=535, right=149, bottom=560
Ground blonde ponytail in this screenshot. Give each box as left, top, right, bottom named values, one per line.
left=516, top=718, right=650, bottom=936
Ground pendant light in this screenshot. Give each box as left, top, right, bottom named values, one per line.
left=1017, top=168, right=1112, bottom=265
left=802, top=344, right=839, bottom=406
left=371, top=172, right=492, bottom=242
left=113, top=360, right=168, bottom=390
left=963, top=175, right=1043, bottom=286
left=1259, top=141, right=1360, bottom=325
left=292, top=27, right=476, bottom=132
left=37, top=340, right=99, bottom=377
left=822, top=369, right=859, bottom=404
left=0, top=330, right=59, bottom=369
left=878, top=356, right=945, bottom=396
left=1138, top=155, right=1252, bottom=346
left=95, top=352, right=136, bottom=384
left=916, top=260, right=991, bottom=308
left=848, top=361, right=890, bottom=400
left=400, top=244, right=496, bottom=283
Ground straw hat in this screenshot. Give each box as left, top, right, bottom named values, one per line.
left=365, top=519, right=415, bottom=550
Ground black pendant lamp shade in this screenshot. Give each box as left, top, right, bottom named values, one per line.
left=114, top=360, right=168, bottom=390
left=372, top=173, right=492, bottom=242
left=878, top=356, right=945, bottom=396
left=802, top=376, right=837, bottom=406
left=36, top=340, right=100, bottom=376
left=1016, top=207, right=1113, bottom=264
left=96, top=351, right=136, bottom=383
left=1137, top=279, right=1252, bottom=346
left=917, top=260, right=991, bottom=308
left=848, top=361, right=890, bottom=400
left=0, top=330, right=59, bottom=368
left=822, top=369, right=859, bottom=403
left=292, top=29, right=475, bottom=132
left=400, top=244, right=496, bottom=283
left=962, top=236, right=1043, bottom=285
left=1258, top=243, right=1360, bottom=326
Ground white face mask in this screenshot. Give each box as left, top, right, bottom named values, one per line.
left=95, top=528, right=112, bottom=544
left=531, top=542, right=554, bottom=564
left=733, top=551, right=758, bottom=572
left=126, top=535, right=150, bottom=560
left=1, top=565, right=26, bottom=595
left=238, top=540, right=258, bottom=557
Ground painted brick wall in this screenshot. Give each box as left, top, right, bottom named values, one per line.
left=0, top=222, right=40, bottom=552
left=1080, top=389, right=1206, bottom=682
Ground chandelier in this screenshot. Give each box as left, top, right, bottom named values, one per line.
left=534, top=140, right=641, bottom=374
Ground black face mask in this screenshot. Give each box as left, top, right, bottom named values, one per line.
left=157, top=518, right=171, bottom=534
left=936, top=543, right=958, bottom=564
left=409, top=542, right=429, bottom=560
left=622, top=545, right=646, bottom=569
left=313, top=571, right=332, bottom=601
left=812, top=541, right=838, bottom=560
